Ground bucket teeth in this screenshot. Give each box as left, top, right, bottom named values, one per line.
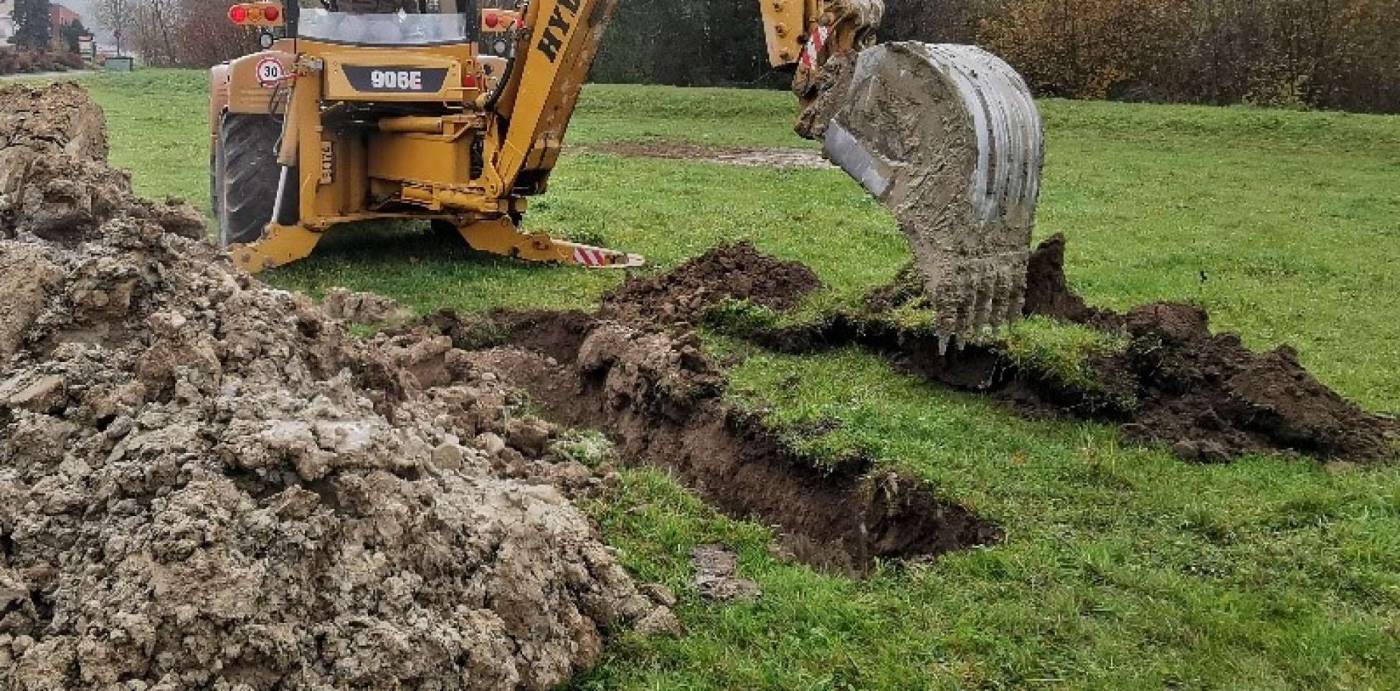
left=926, top=251, right=1030, bottom=344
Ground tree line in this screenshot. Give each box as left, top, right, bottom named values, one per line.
left=81, top=0, right=1400, bottom=113
left=92, top=0, right=246, bottom=66
left=593, top=0, right=1400, bottom=113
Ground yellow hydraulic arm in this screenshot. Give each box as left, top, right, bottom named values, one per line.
left=759, top=0, right=882, bottom=70
left=493, top=0, right=885, bottom=189
left=495, top=0, right=621, bottom=193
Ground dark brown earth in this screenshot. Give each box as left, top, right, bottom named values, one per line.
left=1019, top=237, right=1394, bottom=462
left=1021, top=234, right=1111, bottom=326
left=414, top=309, right=1001, bottom=576
left=599, top=241, right=822, bottom=328
left=567, top=239, right=1393, bottom=464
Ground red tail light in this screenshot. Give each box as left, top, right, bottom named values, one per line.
left=484, top=12, right=500, bottom=28
left=228, top=3, right=283, bottom=26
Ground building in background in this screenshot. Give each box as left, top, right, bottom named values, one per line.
left=50, top=3, right=78, bottom=34
left=50, top=3, right=85, bottom=53
left=0, top=1, right=16, bottom=44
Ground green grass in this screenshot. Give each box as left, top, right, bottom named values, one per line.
left=1002, top=317, right=1133, bottom=408
left=78, top=69, right=1400, bottom=689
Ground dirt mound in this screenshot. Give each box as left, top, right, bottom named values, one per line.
left=0, top=82, right=205, bottom=246
left=1106, top=303, right=1392, bottom=461
left=637, top=237, right=1392, bottom=463
left=0, top=84, right=671, bottom=690
left=1018, top=241, right=1392, bottom=460
left=600, top=242, right=821, bottom=328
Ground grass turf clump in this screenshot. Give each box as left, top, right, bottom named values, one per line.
left=1001, top=316, right=1136, bottom=412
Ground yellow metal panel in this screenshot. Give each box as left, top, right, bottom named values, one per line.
left=759, top=0, right=815, bottom=67
left=367, top=133, right=471, bottom=188
left=345, top=133, right=368, bottom=214
left=318, top=45, right=469, bottom=103
left=224, top=48, right=295, bottom=114
left=283, top=65, right=324, bottom=224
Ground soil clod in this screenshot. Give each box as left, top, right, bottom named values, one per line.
left=321, top=287, right=413, bottom=325
left=692, top=545, right=761, bottom=602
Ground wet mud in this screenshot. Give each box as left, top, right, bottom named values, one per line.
left=0, top=83, right=677, bottom=690
left=585, top=141, right=832, bottom=170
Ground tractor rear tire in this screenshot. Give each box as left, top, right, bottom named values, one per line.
left=215, top=114, right=296, bottom=248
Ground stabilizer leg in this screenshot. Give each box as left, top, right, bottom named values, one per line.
left=229, top=223, right=326, bottom=274
left=457, top=217, right=644, bottom=268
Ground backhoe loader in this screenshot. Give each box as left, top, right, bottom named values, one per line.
left=210, top=0, right=1043, bottom=342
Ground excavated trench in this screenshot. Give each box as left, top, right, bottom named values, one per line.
left=423, top=309, right=1002, bottom=576
left=402, top=235, right=1394, bottom=576
left=717, top=238, right=1395, bottom=463
left=448, top=240, right=1393, bottom=470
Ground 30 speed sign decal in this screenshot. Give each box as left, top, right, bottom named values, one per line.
left=256, top=57, right=285, bottom=88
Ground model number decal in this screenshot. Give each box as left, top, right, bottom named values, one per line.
left=370, top=70, right=423, bottom=91
left=343, top=66, right=448, bottom=93
left=319, top=141, right=334, bottom=185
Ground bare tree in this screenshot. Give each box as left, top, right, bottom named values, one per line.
left=131, top=0, right=181, bottom=66
left=92, top=0, right=135, bottom=55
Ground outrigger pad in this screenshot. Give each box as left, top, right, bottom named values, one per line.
left=824, top=42, right=1044, bottom=348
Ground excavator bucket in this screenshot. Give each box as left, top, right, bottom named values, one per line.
left=822, top=43, right=1044, bottom=348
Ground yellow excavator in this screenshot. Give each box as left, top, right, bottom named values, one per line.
left=210, top=0, right=1043, bottom=341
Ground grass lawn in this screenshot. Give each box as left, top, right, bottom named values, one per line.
left=78, top=69, right=1399, bottom=689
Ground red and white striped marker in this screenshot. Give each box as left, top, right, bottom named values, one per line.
left=572, top=246, right=612, bottom=267
left=801, top=26, right=830, bottom=70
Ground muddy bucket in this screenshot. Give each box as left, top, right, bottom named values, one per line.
left=824, top=43, right=1044, bottom=346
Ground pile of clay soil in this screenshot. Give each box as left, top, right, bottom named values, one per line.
left=663, top=238, right=1394, bottom=463
left=599, top=241, right=821, bottom=328
left=1018, top=237, right=1394, bottom=462
left=0, top=84, right=677, bottom=689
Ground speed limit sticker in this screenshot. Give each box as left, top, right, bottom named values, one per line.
left=256, top=57, right=285, bottom=88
